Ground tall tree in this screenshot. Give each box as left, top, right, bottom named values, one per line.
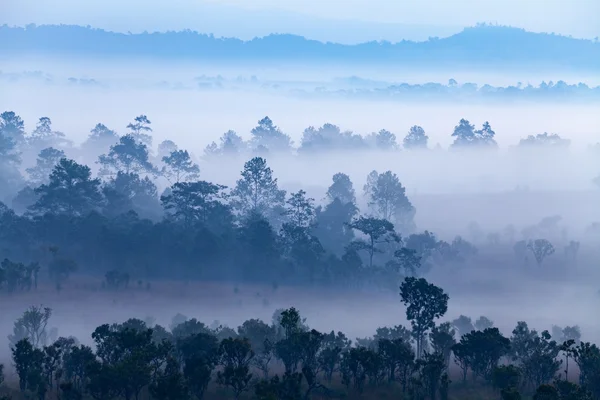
left=0, top=111, right=26, bottom=146
left=364, top=170, right=416, bottom=232
left=102, top=171, right=160, bottom=218
left=26, top=147, right=66, bottom=185
left=400, top=277, right=449, bottom=359
left=348, top=216, right=400, bottom=268
left=283, top=190, right=315, bottom=229
left=451, top=119, right=476, bottom=147
left=29, top=117, right=70, bottom=150
left=250, top=117, right=292, bottom=152
left=326, top=173, right=356, bottom=205
left=82, top=123, right=119, bottom=153
left=475, top=121, right=498, bottom=147
left=231, top=157, right=285, bottom=221
left=126, top=115, right=153, bottom=146
left=403, top=126, right=429, bottom=149
left=219, top=130, right=247, bottom=155
left=98, top=134, right=156, bottom=177
left=161, top=150, right=200, bottom=184
left=30, top=158, right=103, bottom=216
left=161, top=181, right=230, bottom=227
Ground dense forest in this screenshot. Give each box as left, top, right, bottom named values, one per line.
left=0, top=289, right=598, bottom=400
left=0, top=111, right=581, bottom=289
left=0, top=110, right=599, bottom=399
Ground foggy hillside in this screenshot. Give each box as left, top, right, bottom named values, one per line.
left=1, top=24, right=599, bottom=71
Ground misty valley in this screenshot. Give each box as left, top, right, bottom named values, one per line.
left=0, top=110, right=600, bottom=400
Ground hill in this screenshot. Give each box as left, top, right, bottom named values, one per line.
left=1, top=24, right=599, bottom=70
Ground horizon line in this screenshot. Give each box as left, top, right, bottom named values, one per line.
left=3, top=22, right=596, bottom=46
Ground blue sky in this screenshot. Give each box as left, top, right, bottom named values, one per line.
left=1, top=0, right=598, bottom=42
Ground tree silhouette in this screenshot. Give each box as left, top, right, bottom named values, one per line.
left=400, top=277, right=449, bottom=358
left=403, top=126, right=428, bottom=149
left=527, top=239, right=555, bottom=266
left=161, top=150, right=200, bottom=184
left=98, top=134, right=156, bottom=177
left=347, top=216, right=400, bottom=268
left=126, top=115, right=153, bottom=146
left=26, top=147, right=66, bottom=185
left=30, top=158, right=103, bottom=216
left=231, top=157, right=285, bottom=221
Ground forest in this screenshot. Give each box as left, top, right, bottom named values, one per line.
left=0, top=110, right=599, bottom=399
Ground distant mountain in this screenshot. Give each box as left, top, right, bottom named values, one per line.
left=1, top=24, right=599, bottom=70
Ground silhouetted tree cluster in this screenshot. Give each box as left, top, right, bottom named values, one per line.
left=4, top=277, right=599, bottom=400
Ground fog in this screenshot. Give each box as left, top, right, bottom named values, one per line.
left=2, top=54, right=600, bottom=394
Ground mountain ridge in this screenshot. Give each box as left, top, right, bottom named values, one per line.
left=1, top=24, right=599, bottom=70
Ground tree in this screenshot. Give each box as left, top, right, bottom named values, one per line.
left=161, top=181, right=229, bottom=227
left=231, top=157, right=286, bottom=221
left=250, top=117, right=292, bottom=152
left=452, top=315, right=475, bottom=338
left=178, top=333, right=220, bottom=400
left=126, top=115, right=153, bottom=146
left=283, top=190, right=315, bottom=229
left=527, top=239, right=555, bottom=266
left=369, top=129, right=398, bottom=150
left=475, top=316, right=494, bottom=331
left=299, top=123, right=365, bottom=153
left=404, top=126, right=429, bottom=149
left=219, top=130, right=247, bottom=155
left=389, top=247, right=422, bottom=276
left=161, top=150, right=200, bottom=184
left=400, top=277, right=449, bottom=358
left=12, top=338, right=45, bottom=394
left=29, top=116, right=70, bottom=150
left=493, top=365, right=522, bottom=395
left=430, top=322, right=456, bottom=368
left=26, top=147, right=66, bottom=185
left=363, top=170, right=416, bottom=232
left=98, top=135, right=155, bottom=177
left=149, top=356, right=189, bottom=400
left=103, top=171, right=160, bottom=218
left=450, top=119, right=497, bottom=148
left=518, top=133, right=570, bottom=148
left=9, top=306, right=52, bottom=348
left=313, top=173, right=358, bottom=256
left=347, top=216, right=400, bottom=268
left=0, top=111, right=26, bottom=146
left=157, top=140, right=178, bottom=159
left=475, top=121, right=498, bottom=147
left=456, top=328, right=511, bottom=382
left=217, top=338, right=255, bottom=399
left=451, top=119, right=476, bottom=147
left=0, top=111, right=22, bottom=164
left=82, top=123, right=119, bottom=153
left=326, top=173, right=356, bottom=205
left=30, top=158, right=103, bottom=216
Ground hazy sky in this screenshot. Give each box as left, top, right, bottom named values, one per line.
left=2, top=0, right=599, bottom=42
